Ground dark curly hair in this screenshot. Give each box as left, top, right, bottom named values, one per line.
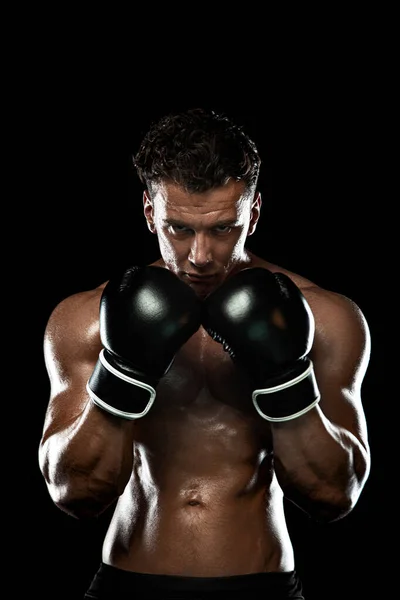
left=133, top=108, right=261, bottom=196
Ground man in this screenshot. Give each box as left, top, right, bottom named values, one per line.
left=38, top=108, right=371, bottom=599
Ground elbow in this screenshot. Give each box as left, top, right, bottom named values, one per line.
left=312, top=494, right=356, bottom=523
left=285, top=476, right=369, bottom=524
left=290, top=494, right=352, bottom=524
left=289, top=491, right=355, bottom=524
left=304, top=445, right=371, bottom=523
left=326, top=446, right=372, bottom=521
left=38, top=442, right=119, bottom=520
left=45, top=480, right=115, bottom=520
left=55, top=495, right=115, bottom=520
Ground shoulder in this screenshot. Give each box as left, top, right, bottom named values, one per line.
left=250, top=254, right=368, bottom=327
left=274, top=265, right=369, bottom=349
left=249, top=254, right=371, bottom=369
left=44, top=283, right=107, bottom=352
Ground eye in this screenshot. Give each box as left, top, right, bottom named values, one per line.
left=169, top=225, right=190, bottom=234
left=214, top=226, right=232, bottom=234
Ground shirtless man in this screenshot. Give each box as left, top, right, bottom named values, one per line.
left=38, top=108, right=371, bottom=599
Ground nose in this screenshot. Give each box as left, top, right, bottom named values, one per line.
left=188, top=233, right=212, bottom=268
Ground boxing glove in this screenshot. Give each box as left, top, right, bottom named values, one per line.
left=203, top=267, right=320, bottom=422
left=87, top=265, right=202, bottom=419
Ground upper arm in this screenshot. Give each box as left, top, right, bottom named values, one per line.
left=307, top=287, right=371, bottom=452
left=41, top=289, right=103, bottom=440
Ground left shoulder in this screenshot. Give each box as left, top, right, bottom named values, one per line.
left=286, top=269, right=369, bottom=355
left=250, top=255, right=368, bottom=333
left=249, top=255, right=370, bottom=360
left=290, top=277, right=371, bottom=388
left=280, top=269, right=371, bottom=407
left=303, top=285, right=370, bottom=357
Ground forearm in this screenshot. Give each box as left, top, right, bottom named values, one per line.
left=39, top=400, right=135, bottom=519
left=271, top=405, right=370, bottom=521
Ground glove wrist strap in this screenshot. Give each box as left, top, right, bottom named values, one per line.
left=87, top=349, right=156, bottom=420
left=252, top=360, right=321, bottom=422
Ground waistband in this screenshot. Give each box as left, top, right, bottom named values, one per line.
left=85, top=562, right=305, bottom=597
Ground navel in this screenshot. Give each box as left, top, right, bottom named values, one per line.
left=180, top=484, right=206, bottom=508
left=187, top=499, right=202, bottom=507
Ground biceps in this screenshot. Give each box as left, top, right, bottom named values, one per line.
left=316, top=372, right=369, bottom=451
left=42, top=361, right=97, bottom=437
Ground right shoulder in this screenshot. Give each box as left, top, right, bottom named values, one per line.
left=44, top=283, right=107, bottom=350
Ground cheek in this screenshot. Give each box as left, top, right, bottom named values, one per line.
left=212, top=232, right=247, bottom=269
left=223, top=230, right=247, bottom=260
left=158, top=232, right=185, bottom=265
left=229, top=242, right=244, bottom=262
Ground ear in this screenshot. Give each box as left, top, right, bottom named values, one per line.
left=143, top=190, right=156, bottom=234
left=247, top=192, right=262, bottom=236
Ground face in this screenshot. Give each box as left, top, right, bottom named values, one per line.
left=143, top=179, right=261, bottom=297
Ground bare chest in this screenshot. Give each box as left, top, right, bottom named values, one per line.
left=133, top=328, right=272, bottom=459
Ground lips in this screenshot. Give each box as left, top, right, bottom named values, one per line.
left=185, top=273, right=217, bottom=282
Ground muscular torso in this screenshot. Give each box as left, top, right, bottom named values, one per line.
left=102, top=256, right=304, bottom=576
left=43, top=250, right=369, bottom=577
left=103, top=327, right=294, bottom=575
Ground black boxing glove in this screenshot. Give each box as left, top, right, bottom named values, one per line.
left=203, top=267, right=321, bottom=422
left=87, top=266, right=202, bottom=419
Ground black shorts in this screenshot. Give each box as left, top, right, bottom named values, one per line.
left=84, top=562, right=305, bottom=599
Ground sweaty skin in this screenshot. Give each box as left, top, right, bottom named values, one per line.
left=104, top=254, right=295, bottom=576
left=103, top=274, right=290, bottom=575
left=39, top=181, right=370, bottom=577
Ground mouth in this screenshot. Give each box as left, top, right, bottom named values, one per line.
left=183, top=272, right=218, bottom=283
left=182, top=273, right=219, bottom=294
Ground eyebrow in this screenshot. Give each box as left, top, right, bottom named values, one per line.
left=164, top=218, right=238, bottom=228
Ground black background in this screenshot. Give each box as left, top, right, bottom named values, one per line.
left=26, top=91, right=385, bottom=600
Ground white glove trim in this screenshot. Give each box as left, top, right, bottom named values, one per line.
left=86, top=349, right=156, bottom=420
left=252, top=361, right=321, bottom=422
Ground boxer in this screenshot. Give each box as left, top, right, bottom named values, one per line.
left=39, top=108, right=371, bottom=599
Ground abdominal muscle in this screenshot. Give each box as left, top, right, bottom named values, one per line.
left=102, top=329, right=295, bottom=576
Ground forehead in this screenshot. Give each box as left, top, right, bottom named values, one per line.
left=152, top=180, right=251, bottom=221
